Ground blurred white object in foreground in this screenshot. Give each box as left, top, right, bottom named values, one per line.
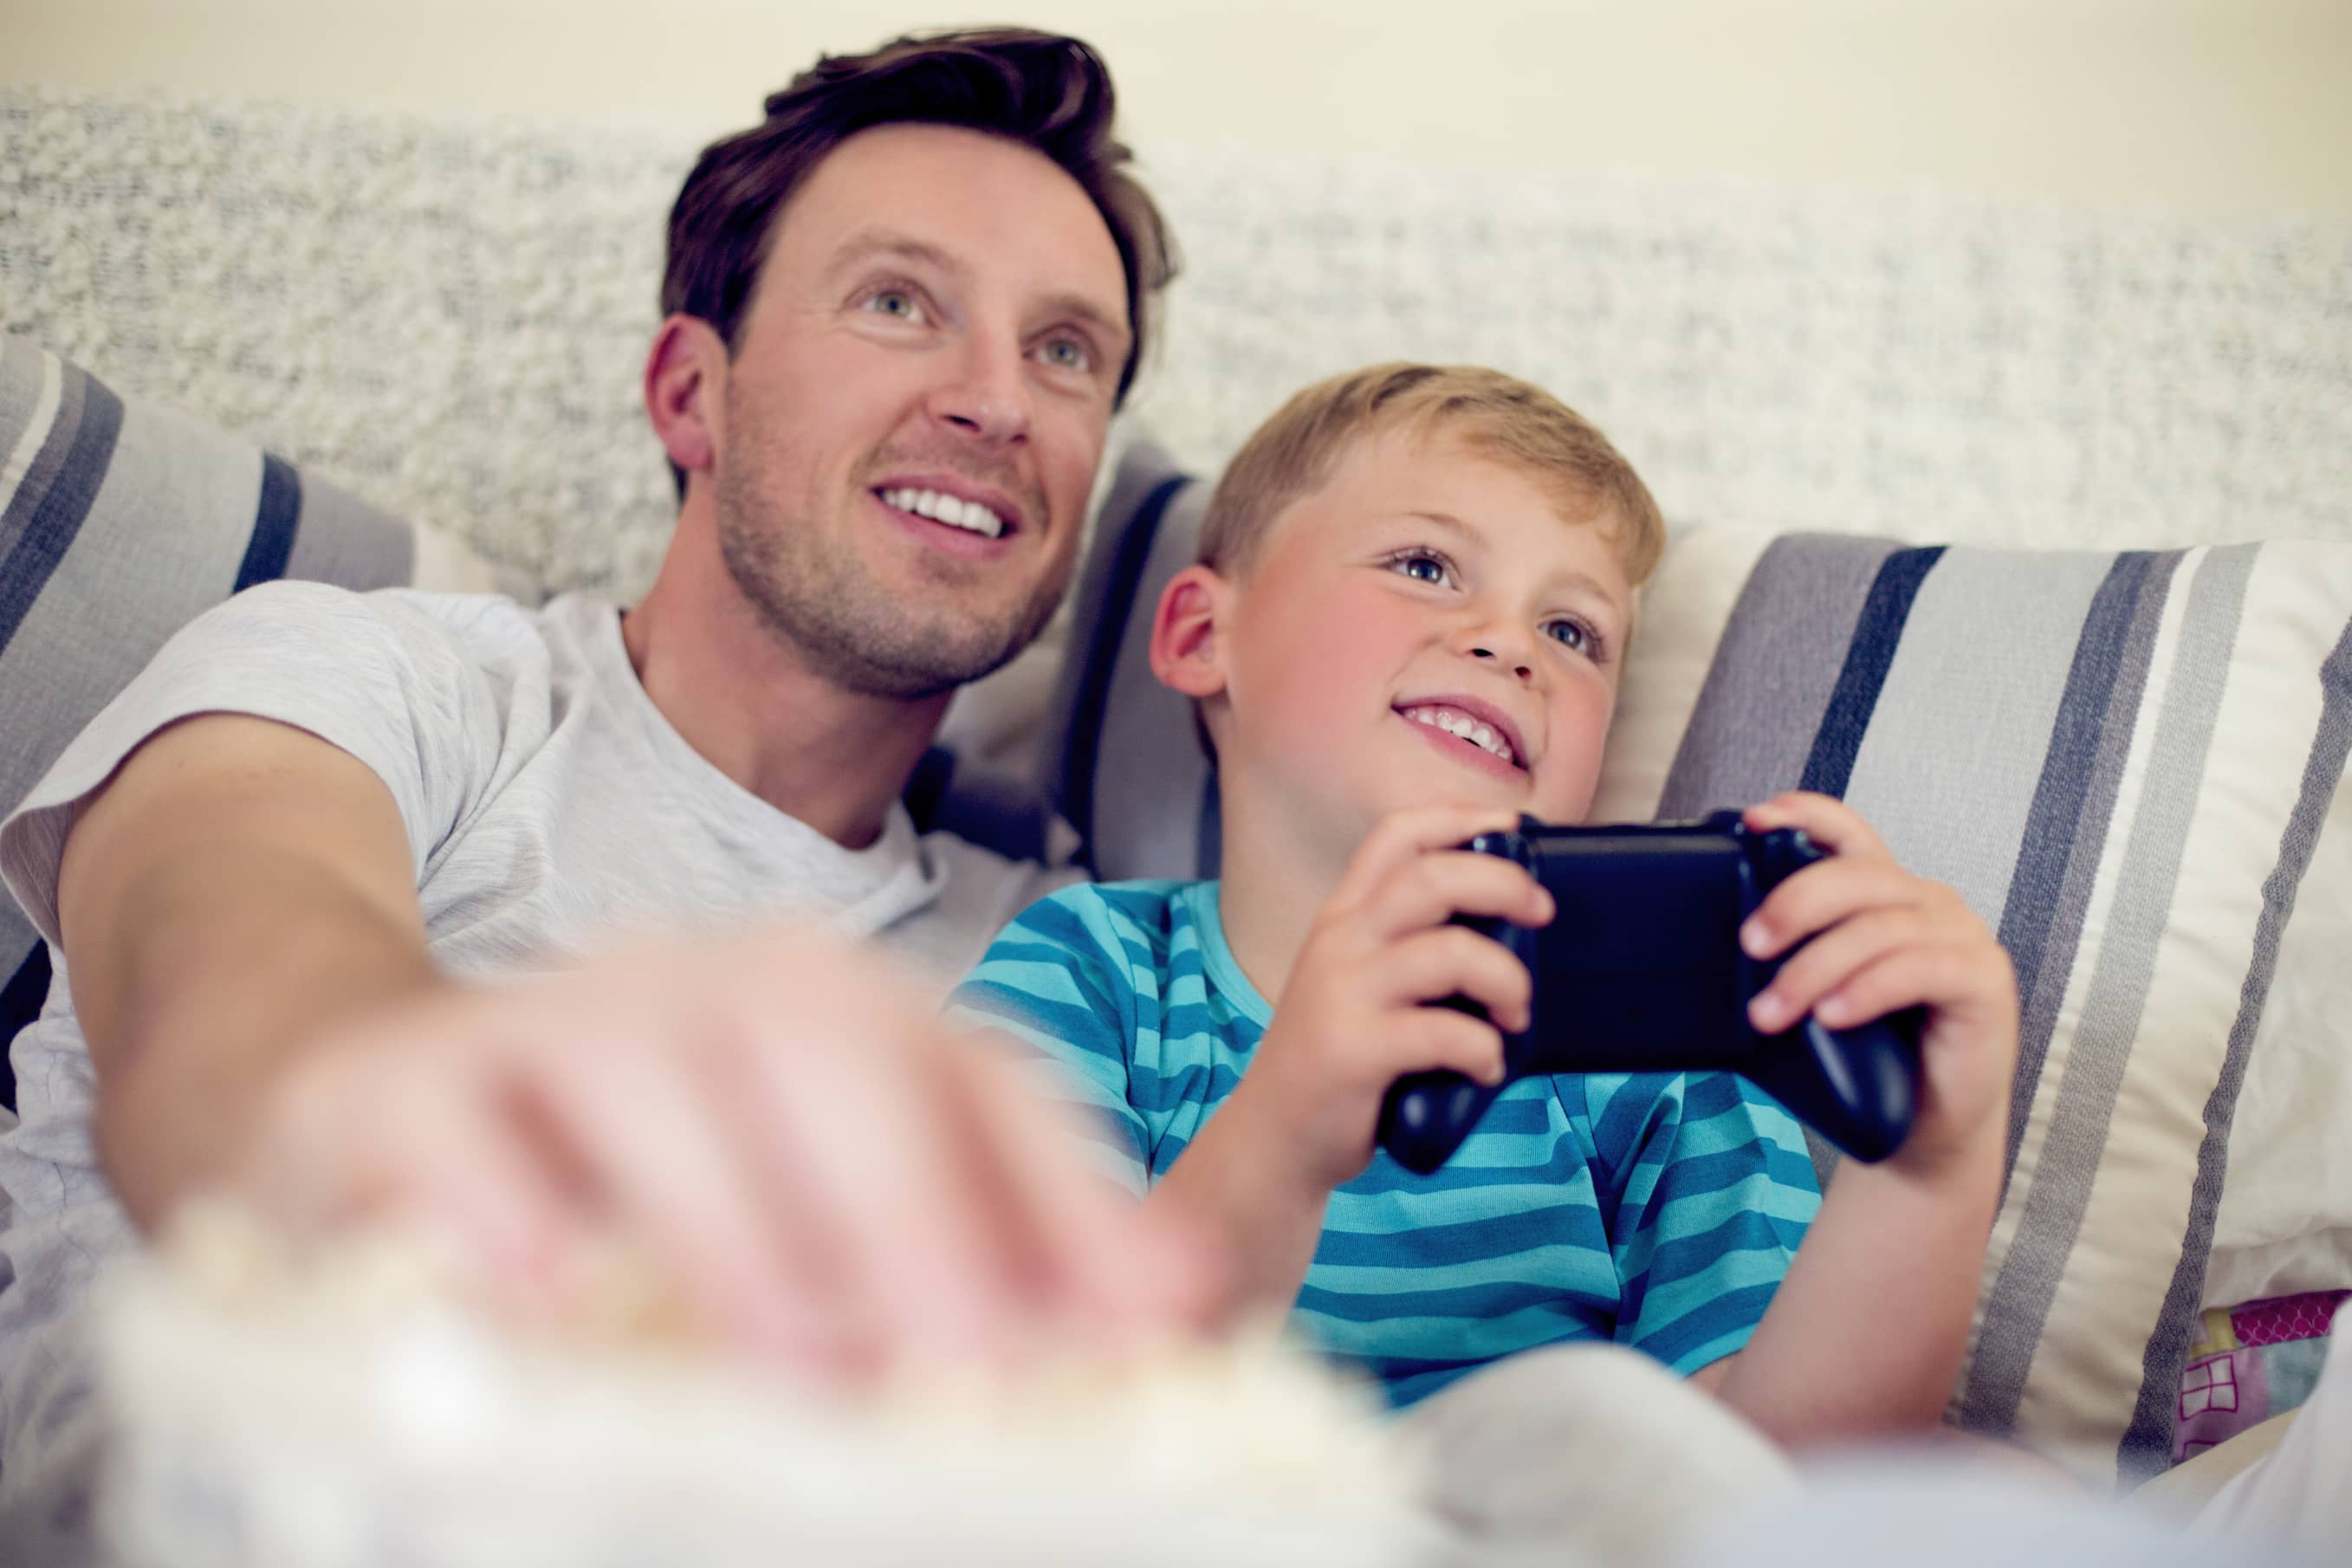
left=94, top=1207, right=1439, bottom=1568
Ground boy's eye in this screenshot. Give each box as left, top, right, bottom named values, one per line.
left=1545, top=618, right=1603, bottom=659
left=1389, top=552, right=1455, bottom=587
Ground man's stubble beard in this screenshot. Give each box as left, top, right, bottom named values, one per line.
left=713, top=450, right=1072, bottom=703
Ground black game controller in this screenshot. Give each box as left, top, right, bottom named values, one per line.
left=1375, top=811, right=1923, bottom=1176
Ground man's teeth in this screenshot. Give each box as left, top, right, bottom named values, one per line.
left=1403, top=706, right=1518, bottom=765
left=881, top=487, right=1008, bottom=539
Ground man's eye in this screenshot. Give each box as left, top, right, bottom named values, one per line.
left=1390, top=552, right=1454, bottom=586
left=1039, top=337, right=1092, bottom=372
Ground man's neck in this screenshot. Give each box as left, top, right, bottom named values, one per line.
left=619, top=526, right=949, bottom=851
left=1211, top=772, right=1360, bottom=1009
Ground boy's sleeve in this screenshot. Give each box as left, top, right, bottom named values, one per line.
left=1577, top=1070, right=1823, bottom=1376
left=945, top=886, right=1153, bottom=1198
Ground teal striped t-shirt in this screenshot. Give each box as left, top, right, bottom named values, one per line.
left=949, top=879, right=1823, bottom=1406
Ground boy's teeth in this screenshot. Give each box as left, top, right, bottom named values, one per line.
left=882, top=487, right=1007, bottom=539
left=1402, top=705, right=1516, bottom=764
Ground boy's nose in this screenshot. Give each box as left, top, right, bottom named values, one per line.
left=1470, top=645, right=1534, bottom=681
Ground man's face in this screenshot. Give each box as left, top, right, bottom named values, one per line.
left=1213, top=430, right=1636, bottom=857
left=708, top=123, right=1131, bottom=699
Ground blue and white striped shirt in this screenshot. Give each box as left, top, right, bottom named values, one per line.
left=949, top=879, right=1823, bottom=1406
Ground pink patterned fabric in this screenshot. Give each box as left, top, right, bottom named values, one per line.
left=2174, top=1291, right=2349, bottom=1464
left=2230, top=1293, right=2345, bottom=1350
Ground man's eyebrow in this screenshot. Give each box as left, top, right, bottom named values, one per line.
left=826, top=230, right=1131, bottom=349
left=1040, top=289, right=1131, bottom=351
left=826, top=230, right=966, bottom=278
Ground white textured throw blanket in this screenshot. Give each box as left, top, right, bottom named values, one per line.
left=3, top=87, right=2348, bottom=598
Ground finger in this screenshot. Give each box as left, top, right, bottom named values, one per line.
left=1360, top=850, right=1553, bottom=943
left=951, top=1034, right=1222, bottom=1344
left=252, top=1046, right=574, bottom=1312
left=1740, top=855, right=1936, bottom=960
left=1808, top=942, right=2005, bottom=1033
left=495, top=1022, right=852, bottom=1363
left=1327, top=804, right=1523, bottom=912
left=1378, top=925, right=1535, bottom=1033
left=1382, top=1006, right=1511, bottom=1085
left=1743, top=791, right=1891, bottom=861
left=713, top=990, right=1039, bottom=1372
left=1747, top=906, right=1937, bottom=1036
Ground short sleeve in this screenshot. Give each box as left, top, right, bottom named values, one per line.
left=0, top=581, right=500, bottom=946
left=1578, top=1070, right=1823, bottom=1375
left=947, top=885, right=1152, bottom=1197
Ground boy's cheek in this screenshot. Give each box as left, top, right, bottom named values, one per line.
left=1528, top=700, right=1614, bottom=823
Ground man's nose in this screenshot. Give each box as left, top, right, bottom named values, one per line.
left=925, top=330, right=1032, bottom=444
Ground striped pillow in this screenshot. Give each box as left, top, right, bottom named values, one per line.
left=1045, top=443, right=1221, bottom=882
left=1592, top=525, right=2352, bottom=1488
left=0, top=336, right=492, bottom=1110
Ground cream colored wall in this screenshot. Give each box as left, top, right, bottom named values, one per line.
left=6, top=0, right=2349, bottom=221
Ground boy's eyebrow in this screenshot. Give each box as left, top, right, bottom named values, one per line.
left=1398, top=509, right=1476, bottom=541
left=1396, top=509, right=1630, bottom=612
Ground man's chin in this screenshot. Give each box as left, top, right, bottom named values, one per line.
left=729, top=569, right=1058, bottom=700
left=807, top=612, right=1044, bottom=701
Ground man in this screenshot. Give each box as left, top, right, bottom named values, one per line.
left=0, top=27, right=1202, bottom=1548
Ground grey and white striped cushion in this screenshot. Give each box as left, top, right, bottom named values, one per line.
left=1043, top=443, right=1221, bottom=883
left=1592, top=525, right=2352, bottom=1487
left=0, top=335, right=427, bottom=1108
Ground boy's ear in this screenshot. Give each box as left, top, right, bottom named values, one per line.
left=644, top=314, right=727, bottom=476
left=1148, top=564, right=1231, bottom=699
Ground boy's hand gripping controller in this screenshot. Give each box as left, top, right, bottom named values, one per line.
left=1375, top=812, right=1922, bottom=1176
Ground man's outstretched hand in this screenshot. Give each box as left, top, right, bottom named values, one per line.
left=225, top=929, right=1216, bottom=1378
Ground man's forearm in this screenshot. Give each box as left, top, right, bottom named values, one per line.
left=86, top=841, right=440, bottom=1231
left=1716, top=1132, right=2003, bottom=1447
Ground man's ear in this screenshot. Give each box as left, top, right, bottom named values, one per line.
left=1148, top=564, right=1231, bottom=699
left=644, top=314, right=727, bottom=476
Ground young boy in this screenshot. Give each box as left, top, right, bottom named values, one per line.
left=949, top=364, right=2018, bottom=1446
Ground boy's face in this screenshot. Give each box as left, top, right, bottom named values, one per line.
left=1192, top=429, right=1636, bottom=851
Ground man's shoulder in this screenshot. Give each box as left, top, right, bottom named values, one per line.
left=198, top=580, right=584, bottom=672
left=365, top=585, right=616, bottom=667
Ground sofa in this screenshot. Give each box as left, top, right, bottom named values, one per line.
left=3, top=84, right=2349, bottom=1503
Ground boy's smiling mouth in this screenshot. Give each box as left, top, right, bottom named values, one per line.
left=1396, top=699, right=1526, bottom=772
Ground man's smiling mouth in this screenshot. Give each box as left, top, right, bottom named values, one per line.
left=877, top=485, right=1010, bottom=540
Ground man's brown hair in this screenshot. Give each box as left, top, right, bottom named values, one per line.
left=661, top=28, right=1177, bottom=492
left=1198, top=363, right=1667, bottom=586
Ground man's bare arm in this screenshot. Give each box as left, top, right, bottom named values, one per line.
left=49, top=711, right=1215, bottom=1370
left=55, top=712, right=438, bottom=1231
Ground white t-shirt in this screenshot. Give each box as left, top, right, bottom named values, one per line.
left=0, top=581, right=1072, bottom=1553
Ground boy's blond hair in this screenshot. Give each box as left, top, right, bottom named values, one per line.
left=1197, top=363, right=1665, bottom=585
